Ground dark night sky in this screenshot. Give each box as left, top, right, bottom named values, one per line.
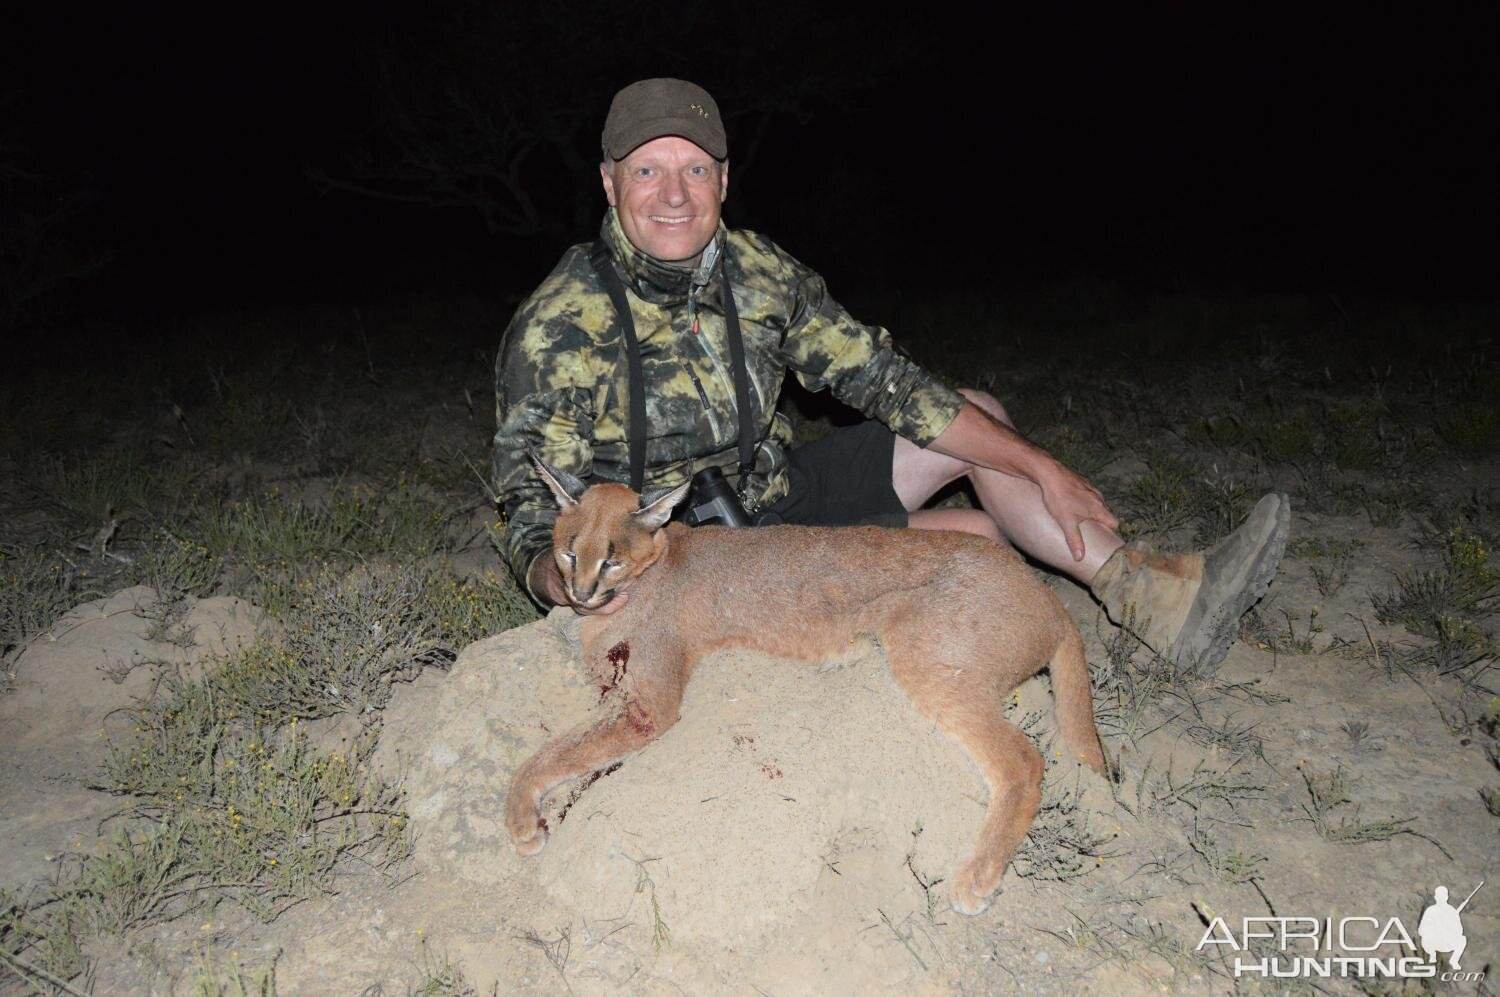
left=8, top=3, right=1499, bottom=326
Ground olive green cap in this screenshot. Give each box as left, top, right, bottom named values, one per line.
left=602, top=78, right=727, bottom=161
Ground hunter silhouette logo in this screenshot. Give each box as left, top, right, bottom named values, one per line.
left=688, top=103, right=708, bottom=117
left=1419, top=883, right=1480, bottom=970
left=1197, top=881, right=1485, bottom=982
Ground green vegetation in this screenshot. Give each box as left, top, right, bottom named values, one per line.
left=1291, top=535, right=1364, bottom=597
left=1374, top=528, right=1499, bottom=639
left=1012, top=775, right=1111, bottom=881
left=1295, top=766, right=1445, bottom=853
left=1241, top=604, right=1325, bottom=656
left=189, top=950, right=279, bottom=997
left=0, top=545, right=96, bottom=687
left=413, top=938, right=478, bottom=996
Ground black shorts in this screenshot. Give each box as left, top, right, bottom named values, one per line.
left=754, top=420, right=909, bottom=528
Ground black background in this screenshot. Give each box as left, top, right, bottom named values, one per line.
left=9, top=3, right=1498, bottom=330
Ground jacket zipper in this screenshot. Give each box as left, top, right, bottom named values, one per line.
left=684, top=285, right=724, bottom=441
left=686, top=280, right=757, bottom=446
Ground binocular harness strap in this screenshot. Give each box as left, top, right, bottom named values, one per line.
left=589, top=240, right=757, bottom=498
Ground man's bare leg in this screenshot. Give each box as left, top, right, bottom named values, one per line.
left=895, top=388, right=1291, bottom=674
left=893, top=388, right=1123, bottom=585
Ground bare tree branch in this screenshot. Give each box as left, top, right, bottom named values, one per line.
left=310, top=1, right=934, bottom=239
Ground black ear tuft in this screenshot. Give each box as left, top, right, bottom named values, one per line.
left=526, top=444, right=587, bottom=508
left=634, top=477, right=692, bottom=530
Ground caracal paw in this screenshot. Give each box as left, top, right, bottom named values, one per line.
left=513, top=822, right=549, bottom=856
left=950, top=862, right=998, bottom=916
left=505, top=792, right=548, bottom=855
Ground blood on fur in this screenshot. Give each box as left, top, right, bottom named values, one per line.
left=599, top=640, right=631, bottom=700
left=555, top=762, right=623, bottom=826
left=625, top=700, right=654, bottom=736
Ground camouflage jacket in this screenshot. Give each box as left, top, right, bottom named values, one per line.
left=493, top=207, right=964, bottom=599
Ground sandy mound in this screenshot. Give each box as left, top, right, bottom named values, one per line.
left=0, top=587, right=261, bottom=892
left=374, top=608, right=1101, bottom=993
left=11, top=568, right=1494, bottom=994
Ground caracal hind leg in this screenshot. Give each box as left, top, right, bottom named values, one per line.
left=505, top=687, right=680, bottom=856
left=887, top=654, right=1043, bottom=915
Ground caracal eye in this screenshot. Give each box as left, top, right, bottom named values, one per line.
left=601, top=558, right=619, bottom=572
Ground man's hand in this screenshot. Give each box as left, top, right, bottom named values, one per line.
left=528, top=554, right=629, bottom=615
left=1033, top=458, right=1120, bottom=562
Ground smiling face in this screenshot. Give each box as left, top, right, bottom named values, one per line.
left=601, top=135, right=728, bottom=267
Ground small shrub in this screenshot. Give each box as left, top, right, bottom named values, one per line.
left=1041, top=425, right=1111, bottom=481
left=0, top=545, right=94, bottom=686
left=1241, top=604, right=1324, bottom=655
left=1438, top=402, right=1499, bottom=455
left=1418, top=488, right=1500, bottom=551
left=137, top=531, right=223, bottom=600
left=191, top=949, right=278, bottom=997
left=1291, top=536, right=1363, bottom=598
left=1257, top=412, right=1320, bottom=464
left=73, top=819, right=200, bottom=936
left=1373, top=528, right=1499, bottom=639
left=1295, top=766, right=1442, bottom=852
left=195, top=489, right=358, bottom=567
left=1091, top=614, right=1190, bottom=745
left=413, top=939, right=476, bottom=996
left=1123, top=453, right=1196, bottom=539
left=1123, top=757, right=1266, bottom=818
left=255, top=562, right=532, bottom=720
left=1406, top=615, right=1496, bottom=682
left=138, top=594, right=198, bottom=648
left=1013, top=774, right=1110, bottom=881
left=1190, top=471, right=1252, bottom=547
left=1188, top=821, right=1266, bottom=885
left=188, top=479, right=462, bottom=612
left=1326, top=398, right=1386, bottom=471
left=343, top=477, right=455, bottom=559
left=1183, top=715, right=1265, bottom=760
left=1, top=888, right=90, bottom=991
left=105, top=705, right=410, bottom=921
left=30, top=452, right=152, bottom=532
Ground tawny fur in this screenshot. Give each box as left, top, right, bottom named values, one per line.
left=505, top=471, right=1109, bottom=915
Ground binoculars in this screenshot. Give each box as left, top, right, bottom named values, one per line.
left=681, top=466, right=753, bottom=528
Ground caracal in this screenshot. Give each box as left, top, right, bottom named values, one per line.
left=506, top=455, right=1109, bottom=914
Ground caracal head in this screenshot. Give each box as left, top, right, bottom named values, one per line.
left=527, top=448, right=692, bottom=611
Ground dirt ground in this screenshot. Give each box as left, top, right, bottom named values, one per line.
left=4, top=519, right=1495, bottom=994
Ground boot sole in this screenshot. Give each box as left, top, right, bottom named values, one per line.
left=1178, top=493, right=1291, bottom=675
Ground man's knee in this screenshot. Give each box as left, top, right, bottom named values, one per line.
left=957, top=387, right=1014, bottom=428
left=909, top=507, right=1004, bottom=544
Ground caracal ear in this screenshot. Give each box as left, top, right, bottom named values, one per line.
left=633, top=478, right=692, bottom=531
left=526, top=445, right=586, bottom=509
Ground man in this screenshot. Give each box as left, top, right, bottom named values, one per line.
left=493, top=78, right=1289, bottom=674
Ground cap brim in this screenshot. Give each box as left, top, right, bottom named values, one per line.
left=608, top=116, right=727, bottom=160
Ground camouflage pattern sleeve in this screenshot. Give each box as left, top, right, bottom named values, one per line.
left=492, top=292, right=600, bottom=599
left=770, top=245, right=964, bottom=447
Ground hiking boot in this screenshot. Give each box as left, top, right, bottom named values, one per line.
left=1091, top=493, right=1291, bottom=674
